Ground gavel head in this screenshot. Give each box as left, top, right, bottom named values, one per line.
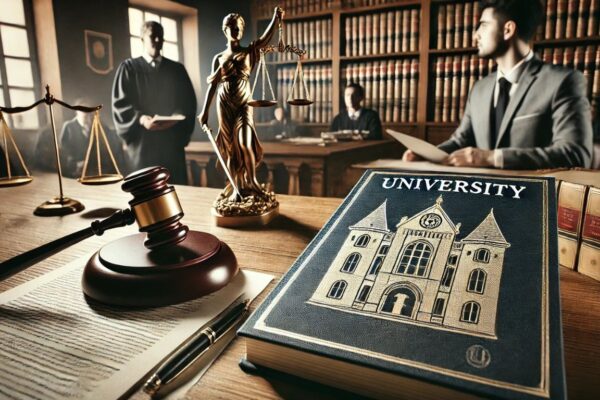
left=121, top=166, right=189, bottom=250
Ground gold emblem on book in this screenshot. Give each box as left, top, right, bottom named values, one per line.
left=309, top=195, right=511, bottom=339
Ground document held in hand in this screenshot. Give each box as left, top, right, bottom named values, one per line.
left=386, top=129, right=449, bottom=163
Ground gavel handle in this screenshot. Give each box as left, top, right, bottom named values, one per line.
left=0, top=209, right=136, bottom=281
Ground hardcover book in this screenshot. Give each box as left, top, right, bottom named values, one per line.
left=239, top=170, right=566, bottom=400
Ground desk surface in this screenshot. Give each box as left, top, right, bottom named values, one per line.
left=1, top=175, right=599, bottom=399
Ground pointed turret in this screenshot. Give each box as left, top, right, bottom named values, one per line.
left=349, top=200, right=389, bottom=233
left=463, top=209, right=510, bottom=247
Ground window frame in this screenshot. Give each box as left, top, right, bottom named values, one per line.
left=355, top=234, right=370, bottom=248
left=395, top=240, right=432, bottom=277
left=327, top=280, right=347, bottom=299
left=128, top=5, right=184, bottom=63
left=341, top=252, right=361, bottom=273
left=461, top=301, right=480, bottom=324
left=0, top=0, right=43, bottom=129
left=467, top=268, right=487, bottom=294
left=474, top=248, right=491, bottom=263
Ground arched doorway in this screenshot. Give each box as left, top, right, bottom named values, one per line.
left=380, top=285, right=421, bottom=318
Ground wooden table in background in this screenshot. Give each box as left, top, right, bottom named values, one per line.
left=185, top=139, right=402, bottom=197
left=1, top=175, right=599, bottom=399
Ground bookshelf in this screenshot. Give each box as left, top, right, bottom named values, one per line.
left=251, top=0, right=600, bottom=145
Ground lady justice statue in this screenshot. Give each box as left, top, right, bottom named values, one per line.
left=199, top=7, right=283, bottom=226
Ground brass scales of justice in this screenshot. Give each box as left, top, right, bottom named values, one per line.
left=249, top=17, right=313, bottom=108
left=0, top=85, right=122, bottom=216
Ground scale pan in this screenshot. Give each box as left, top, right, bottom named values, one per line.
left=0, top=176, right=33, bottom=187
left=287, top=99, right=313, bottom=106
left=78, top=174, right=124, bottom=185
left=247, top=99, right=277, bottom=108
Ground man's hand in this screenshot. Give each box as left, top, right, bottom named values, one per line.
left=139, top=115, right=178, bottom=131
left=402, top=149, right=424, bottom=162
left=446, top=147, right=494, bottom=167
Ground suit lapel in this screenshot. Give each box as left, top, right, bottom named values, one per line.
left=495, top=58, right=542, bottom=148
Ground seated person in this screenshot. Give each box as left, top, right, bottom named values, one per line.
left=331, top=83, right=382, bottom=140
left=403, top=0, right=592, bottom=169
left=268, top=106, right=296, bottom=140
left=60, top=103, right=123, bottom=178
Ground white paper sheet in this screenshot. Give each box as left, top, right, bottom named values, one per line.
left=0, top=258, right=273, bottom=399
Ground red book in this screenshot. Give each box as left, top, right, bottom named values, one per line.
left=579, top=187, right=600, bottom=280
left=557, top=181, right=588, bottom=269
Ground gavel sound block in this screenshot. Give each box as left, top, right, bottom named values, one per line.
left=81, top=167, right=238, bottom=307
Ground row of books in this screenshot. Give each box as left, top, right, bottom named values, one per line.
left=266, top=19, right=332, bottom=62
left=342, top=59, right=419, bottom=123
left=556, top=170, right=600, bottom=282
left=543, top=0, right=600, bottom=39
left=254, top=65, right=334, bottom=124
left=344, top=8, right=420, bottom=56
left=254, top=0, right=335, bottom=19
left=434, top=1, right=480, bottom=50
left=342, top=0, right=402, bottom=7
left=432, top=56, right=496, bottom=123
left=539, top=45, right=600, bottom=103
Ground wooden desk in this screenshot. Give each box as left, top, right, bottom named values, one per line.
left=185, top=140, right=401, bottom=197
left=1, top=175, right=599, bottom=399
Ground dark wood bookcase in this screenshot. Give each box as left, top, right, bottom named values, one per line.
left=251, top=0, right=600, bottom=145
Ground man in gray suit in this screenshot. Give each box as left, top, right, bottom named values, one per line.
left=404, top=0, right=592, bottom=169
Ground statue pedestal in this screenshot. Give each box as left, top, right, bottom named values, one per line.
left=211, top=204, right=279, bottom=227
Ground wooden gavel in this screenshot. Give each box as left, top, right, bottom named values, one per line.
left=0, top=166, right=238, bottom=307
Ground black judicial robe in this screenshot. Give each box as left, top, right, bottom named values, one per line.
left=112, top=57, right=196, bottom=184
left=330, top=108, right=383, bottom=140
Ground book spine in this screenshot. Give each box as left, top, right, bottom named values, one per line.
left=372, top=62, right=380, bottom=117
left=577, top=0, right=590, bottom=37
left=450, top=55, right=461, bottom=122
left=556, top=0, right=567, bottom=39
left=578, top=187, right=600, bottom=281
left=371, top=13, right=378, bottom=56
left=557, top=181, right=588, bottom=270
left=315, top=20, right=322, bottom=59
left=380, top=12, right=387, bottom=55
left=401, top=59, right=410, bottom=122
left=454, top=3, right=464, bottom=49
left=364, top=14, right=371, bottom=56
left=443, top=56, right=452, bottom=123
left=378, top=61, right=386, bottom=121
left=575, top=45, right=585, bottom=72
left=394, top=10, right=402, bottom=53
left=463, top=2, right=473, bottom=48
left=593, top=48, right=600, bottom=116
left=393, top=60, right=402, bottom=122
left=364, top=62, right=372, bottom=110
left=434, top=58, right=443, bottom=122
left=584, top=45, right=595, bottom=97
left=402, top=9, right=410, bottom=52
left=446, top=4, right=454, bottom=49
left=459, top=55, right=470, bottom=118
left=409, top=59, right=418, bottom=122
left=387, top=11, right=394, bottom=54
left=351, top=16, right=358, bottom=57
left=437, top=5, right=446, bottom=50
left=410, top=9, right=419, bottom=52
left=546, top=0, right=557, bottom=39
left=564, top=46, right=575, bottom=69
left=309, top=20, right=316, bottom=59
left=386, top=60, right=394, bottom=123
left=589, top=0, right=600, bottom=36
left=565, top=0, right=578, bottom=38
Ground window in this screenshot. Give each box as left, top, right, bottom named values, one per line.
left=474, top=248, right=490, bottom=263
left=357, top=285, right=371, bottom=302
left=355, top=234, right=370, bottom=247
left=396, top=241, right=432, bottom=277
left=327, top=280, right=347, bottom=299
left=467, top=269, right=487, bottom=294
left=432, top=298, right=445, bottom=316
left=129, top=7, right=182, bottom=61
left=461, top=302, right=480, bottom=324
left=378, top=245, right=389, bottom=255
left=441, top=267, right=455, bottom=288
left=341, top=253, right=361, bottom=273
left=448, top=254, right=458, bottom=265
left=381, top=286, right=418, bottom=317
left=368, top=256, right=383, bottom=275
left=0, top=0, right=41, bottom=129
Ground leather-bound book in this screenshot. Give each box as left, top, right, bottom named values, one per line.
left=578, top=187, right=600, bottom=281
left=454, top=3, right=464, bottom=49
left=386, top=60, right=395, bottom=123
left=459, top=55, right=470, bottom=118
left=553, top=47, right=564, bottom=66
left=387, top=11, right=394, bottom=54
left=463, top=2, right=473, bottom=48
left=593, top=48, right=600, bottom=115
left=565, top=0, right=578, bottom=38
left=583, top=45, right=595, bottom=96
left=450, top=55, right=461, bottom=122
left=315, top=20, right=322, bottom=59
left=589, top=0, right=600, bottom=36
left=557, top=181, right=588, bottom=269
left=563, top=46, right=575, bottom=69
left=546, top=0, right=557, bottom=38
left=394, top=10, right=402, bottom=53
left=365, top=13, right=372, bottom=55
left=351, top=16, right=358, bottom=56
left=379, top=12, right=387, bottom=55
left=434, top=58, right=444, bottom=122
left=240, top=171, right=566, bottom=400
left=369, top=13, right=376, bottom=56
left=437, top=5, right=446, bottom=50
left=408, top=59, right=418, bottom=123
left=542, top=47, right=553, bottom=64
left=472, top=1, right=480, bottom=46
left=445, top=3, right=454, bottom=49
left=577, top=0, right=590, bottom=37
left=410, top=8, right=419, bottom=52
left=393, top=60, right=402, bottom=122
left=402, top=9, right=410, bottom=52
left=443, top=56, right=452, bottom=123
left=401, top=59, right=410, bottom=122
left=556, top=0, right=567, bottom=39
left=378, top=61, right=387, bottom=122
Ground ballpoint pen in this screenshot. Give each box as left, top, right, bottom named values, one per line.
left=143, top=295, right=250, bottom=396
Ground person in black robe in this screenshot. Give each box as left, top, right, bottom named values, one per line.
left=112, top=21, right=196, bottom=184
left=331, top=83, right=382, bottom=140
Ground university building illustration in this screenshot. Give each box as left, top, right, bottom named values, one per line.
left=309, top=196, right=510, bottom=338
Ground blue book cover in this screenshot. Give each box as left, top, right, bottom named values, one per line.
left=239, top=170, right=565, bottom=399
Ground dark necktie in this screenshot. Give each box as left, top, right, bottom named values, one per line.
left=492, top=77, right=511, bottom=147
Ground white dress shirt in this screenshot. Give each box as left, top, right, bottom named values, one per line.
left=142, top=53, right=162, bottom=68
